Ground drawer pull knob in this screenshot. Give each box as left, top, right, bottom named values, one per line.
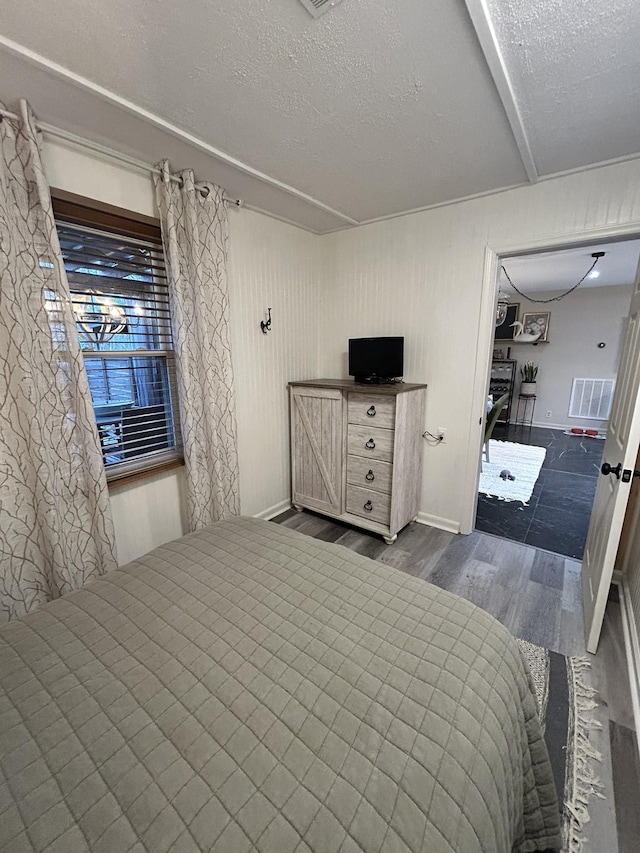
left=365, top=438, right=376, bottom=449
left=367, top=405, right=376, bottom=417
left=363, top=500, right=373, bottom=512
left=365, top=470, right=375, bottom=482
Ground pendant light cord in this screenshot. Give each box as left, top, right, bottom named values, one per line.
left=501, top=252, right=604, bottom=304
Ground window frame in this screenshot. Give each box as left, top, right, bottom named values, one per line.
left=51, top=189, right=184, bottom=488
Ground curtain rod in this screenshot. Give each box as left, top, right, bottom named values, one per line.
left=0, top=107, right=243, bottom=207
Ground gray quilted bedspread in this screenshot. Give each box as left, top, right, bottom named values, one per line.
left=0, top=517, right=561, bottom=852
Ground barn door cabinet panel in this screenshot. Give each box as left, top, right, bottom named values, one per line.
left=290, top=385, right=344, bottom=516
left=289, top=379, right=427, bottom=544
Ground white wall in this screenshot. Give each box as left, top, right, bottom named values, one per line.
left=228, top=210, right=321, bottom=518
left=320, top=159, right=640, bottom=533
left=42, top=138, right=321, bottom=562
left=508, top=284, right=633, bottom=430
left=43, top=139, right=156, bottom=217
left=109, top=467, right=188, bottom=565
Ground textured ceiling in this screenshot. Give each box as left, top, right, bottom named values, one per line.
left=488, top=0, right=640, bottom=176
left=0, top=0, right=638, bottom=232
left=500, top=239, right=640, bottom=294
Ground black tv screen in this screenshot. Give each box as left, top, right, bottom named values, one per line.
left=348, top=337, right=404, bottom=383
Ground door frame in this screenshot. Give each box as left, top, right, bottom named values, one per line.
left=461, top=222, right=640, bottom=536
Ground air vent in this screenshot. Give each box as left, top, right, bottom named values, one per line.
left=298, top=0, right=345, bottom=19
left=569, top=378, right=615, bottom=421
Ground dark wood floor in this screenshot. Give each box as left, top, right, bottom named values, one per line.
left=274, top=509, right=639, bottom=853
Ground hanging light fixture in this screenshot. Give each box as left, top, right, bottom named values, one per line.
left=72, top=291, right=129, bottom=344
left=496, top=287, right=510, bottom=327
left=501, top=252, right=605, bottom=305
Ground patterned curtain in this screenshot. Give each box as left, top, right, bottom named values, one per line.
left=0, top=101, right=117, bottom=622
left=154, top=161, right=240, bottom=529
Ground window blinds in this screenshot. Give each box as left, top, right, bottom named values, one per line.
left=56, top=221, right=182, bottom=479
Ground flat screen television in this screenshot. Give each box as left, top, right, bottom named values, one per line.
left=348, top=336, right=404, bottom=383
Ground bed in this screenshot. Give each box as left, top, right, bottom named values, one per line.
left=0, top=517, right=561, bottom=852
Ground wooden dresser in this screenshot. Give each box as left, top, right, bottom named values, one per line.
left=289, top=379, right=427, bottom=543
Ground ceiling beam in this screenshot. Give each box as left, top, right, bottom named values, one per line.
left=463, top=0, right=538, bottom=184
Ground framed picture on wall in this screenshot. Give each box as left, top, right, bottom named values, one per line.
left=494, top=303, right=520, bottom=340
left=521, top=311, right=551, bottom=342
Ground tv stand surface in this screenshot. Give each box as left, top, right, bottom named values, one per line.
left=290, top=378, right=424, bottom=394
left=289, top=379, right=427, bottom=543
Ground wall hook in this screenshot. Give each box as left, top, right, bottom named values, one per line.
left=260, top=308, right=272, bottom=334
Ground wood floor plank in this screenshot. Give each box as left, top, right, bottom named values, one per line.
left=610, top=721, right=640, bottom=853
left=334, top=528, right=390, bottom=561
left=558, top=608, right=586, bottom=658
left=515, top=581, right=561, bottom=651
left=473, top=529, right=530, bottom=562
left=377, top=547, right=414, bottom=571
left=393, top=523, right=456, bottom=572
left=474, top=534, right=536, bottom=589
left=591, top=601, right=636, bottom=730
left=561, top=560, right=584, bottom=614
left=314, top=521, right=353, bottom=543
left=274, top=508, right=298, bottom=523
left=530, top=549, right=565, bottom=589
left=447, top=557, right=503, bottom=617
left=424, top=530, right=483, bottom=590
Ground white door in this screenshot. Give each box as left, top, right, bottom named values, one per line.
left=583, top=257, right=640, bottom=653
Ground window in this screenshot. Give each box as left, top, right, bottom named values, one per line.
left=52, top=193, right=182, bottom=482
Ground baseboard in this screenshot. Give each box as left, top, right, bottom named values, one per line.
left=415, top=512, right=460, bottom=534
left=508, top=420, right=607, bottom=434
left=618, top=576, right=640, bottom=765
left=532, top=421, right=570, bottom=431
left=253, top=499, right=292, bottom=521
left=256, top=502, right=461, bottom=534
left=509, top=420, right=567, bottom=431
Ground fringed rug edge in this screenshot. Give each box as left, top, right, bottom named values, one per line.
left=562, top=656, right=604, bottom=852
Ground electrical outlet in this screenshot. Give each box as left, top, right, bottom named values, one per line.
left=546, top=410, right=552, bottom=418
left=437, top=427, right=447, bottom=444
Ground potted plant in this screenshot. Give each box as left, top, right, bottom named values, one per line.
left=520, top=361, right=538, bottom=396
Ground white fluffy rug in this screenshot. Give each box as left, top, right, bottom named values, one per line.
left=479, top=440, right=546, bottom=503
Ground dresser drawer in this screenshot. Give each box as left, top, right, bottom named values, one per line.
left=348, top=393, right=395, bottom=429
left=346, top=485, right=391, bottom=525
left=346, top=455, right=392, bottom=494
left=347, top=424, right=394, bottom=462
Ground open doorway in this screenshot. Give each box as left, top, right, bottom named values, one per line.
left=476, top=238, right=640, bottom=559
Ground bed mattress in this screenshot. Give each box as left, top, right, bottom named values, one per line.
left=0, top=517, right=561, bottom=852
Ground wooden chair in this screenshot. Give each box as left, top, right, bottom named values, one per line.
left=483, top=393, right=509, bottom=464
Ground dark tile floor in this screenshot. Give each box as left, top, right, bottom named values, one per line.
left=475, top=423, right=604, bottom=559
